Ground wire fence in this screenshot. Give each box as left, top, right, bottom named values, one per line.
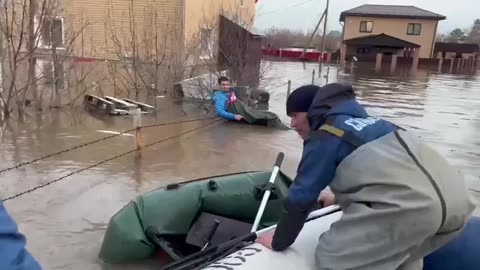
left=0, top=117, right=216, bottom=175
left=2, top=118, right=222, bottom=202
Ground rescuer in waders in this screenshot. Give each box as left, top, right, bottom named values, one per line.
left=256, top=83, right=475, bottom=270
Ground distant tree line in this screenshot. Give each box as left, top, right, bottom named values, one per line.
left=438, top=19, right=480, bottom=44
left=263, top=28, right=342, bottom=52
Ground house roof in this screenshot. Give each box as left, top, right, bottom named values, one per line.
left=344, top=33, right=420, bottom=48
left=434, top=42, right=480, bottom=53
left=340, top=5, right=446, bottom=21
left=220, top=15, right=264, bottom=39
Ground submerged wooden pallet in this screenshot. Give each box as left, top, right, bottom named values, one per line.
left=83, top=94, right=154, bottom=116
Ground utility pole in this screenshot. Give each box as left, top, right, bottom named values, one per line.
left=320, top=0, right=329, bottom=58
left=301, top=10, right=326, bottom=59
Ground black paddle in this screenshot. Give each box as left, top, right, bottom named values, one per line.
left=145, top=226, right=181, bottom=261
left=201, top=219, right=221, bottom=251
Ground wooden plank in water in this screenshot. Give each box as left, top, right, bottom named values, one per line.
left=123, top=98, right=154, bottom=109
left=104, top=96, right=136, bottom=108
left=97, top=97, right=114, bottom=105
left=84, top=94, right=114, bottom=105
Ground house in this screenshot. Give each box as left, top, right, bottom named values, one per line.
left=59, top=0, right=256, bottom=61
left=218, top=15, right=264, bottom=87
left=339, top=5, right=446, bottom=63
left=434, top=42, right=479, bottom=59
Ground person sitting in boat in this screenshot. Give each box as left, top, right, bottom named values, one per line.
left=0, top=201, right=42, bottom=269
left=211, top=76, right=243, bottom=122
left=256, top=83, right=475, bottom=269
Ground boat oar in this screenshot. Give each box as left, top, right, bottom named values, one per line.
left=251, top=152, right=285, bottom=232
left=160, top=231, right=257, bottom=270
left=201, top=219, right=221, bottom=251
left=145, top=226, right=181, bottom=261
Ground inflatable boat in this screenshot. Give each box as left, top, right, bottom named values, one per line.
left=99, top=169, right=294, bottom=263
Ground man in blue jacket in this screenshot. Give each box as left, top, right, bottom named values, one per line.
left=211, top=76, right=243, bottom=122
left=0, top=201, right=42, bottom=269
left=257, top=83, right=475, bottom=269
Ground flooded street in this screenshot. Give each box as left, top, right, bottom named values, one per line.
left=1, top=61, right=479, bottom=269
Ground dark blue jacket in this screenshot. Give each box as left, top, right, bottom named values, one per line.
left=272, top=83, right=398, bottom=251
left=0, top=202, right=42, bottom=269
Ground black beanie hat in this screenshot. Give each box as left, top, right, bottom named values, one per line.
left=286, top=85, right=320, bottom=116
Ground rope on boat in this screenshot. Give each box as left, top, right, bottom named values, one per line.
left=2, top=119, right=222, bottom=202
left=0, top=117, right=216, bottom=175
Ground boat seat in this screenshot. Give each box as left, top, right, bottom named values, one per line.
left=186, top=212, right=252, bottom=248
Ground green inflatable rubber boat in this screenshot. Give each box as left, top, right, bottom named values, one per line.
left=99, top=170, right=293, bottom=264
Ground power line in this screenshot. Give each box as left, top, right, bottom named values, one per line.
left=2, top=119, right=222, bottom=202
left=0, top=117, right=216, bottom=175
left=257, top=0, right=315, bottom=17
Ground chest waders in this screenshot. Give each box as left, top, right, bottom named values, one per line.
left=312, top=124, right=475, bottom=270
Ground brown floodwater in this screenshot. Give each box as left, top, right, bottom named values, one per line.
left=0, top=61, right=479, bottom=269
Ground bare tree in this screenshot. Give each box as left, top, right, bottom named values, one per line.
left=178, top=8, right=273, bottom=106
left=468, top=19, right=480, bottom=45
left=105, top=0, right=187, bottom=102
left=0, top=0, right=90, bottom=120
left=97, top=1, right=272, bottom=115
left=0, top=0, right=48, bottom=118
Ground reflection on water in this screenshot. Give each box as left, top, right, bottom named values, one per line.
left=0, top=61, right=479, bottom=269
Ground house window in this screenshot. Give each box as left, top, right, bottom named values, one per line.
left=39, top=17, right=65, bottom=49
left=200, top=28, right=214, bottom=59
left=407, top=23, right=421, bottom=35
left=359, top=21, right=373, bottom=33
left=35, top=59, right=66, bottom=90
left=356, top=48, right=370, bottom=54
left=239, top=0, right=244, bottom=7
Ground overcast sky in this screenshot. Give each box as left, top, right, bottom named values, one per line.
left=254, top=0, right=478, bottom=35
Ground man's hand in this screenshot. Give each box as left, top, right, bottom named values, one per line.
left=255, top=230, right=274, bottom=250
left=235, top=115, right=243, bottom=121
left=318, top=190, right=336, bottom=207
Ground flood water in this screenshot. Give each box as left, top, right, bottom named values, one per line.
left=0, top=61, right=479, bottom=269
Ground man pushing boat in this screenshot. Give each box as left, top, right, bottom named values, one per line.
left=256, top=83, right=475, bottom=269
left=212, top=76, right=289, bottom=130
